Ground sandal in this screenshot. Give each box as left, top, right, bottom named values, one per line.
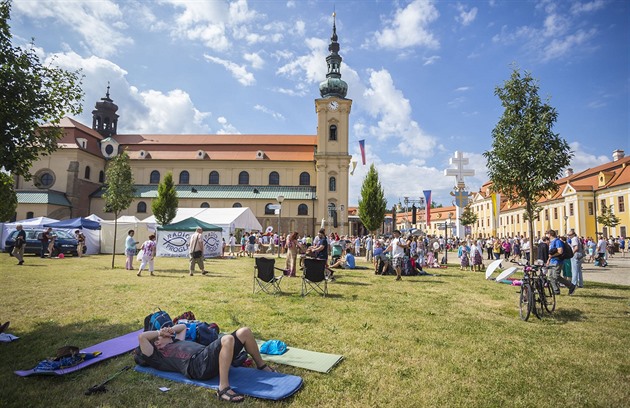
left=257, top=363, right=277, bottom=373
left=216, top=386, right=245, bottom=403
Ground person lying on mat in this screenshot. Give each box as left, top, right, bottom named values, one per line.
left=136, top=324, right=276, bottom=403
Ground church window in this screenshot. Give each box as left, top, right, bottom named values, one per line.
left=209, top=171, right=219, bottom=185
left=329, top=176, right=336, bottom=192
left=105, top=144, right=114, bottom=155
left=329, top=124, right=337, bottom=141
left=201, top=202, right=210, bottom=208
left=233, top=202, right=242, bottom=208
left=150, top=170, right=160, bottom=184
left=265, top=203, right=275, bottom=215
left=619, top=196, right=625, bottom=212
left=299, top=172, right=310, bottom=186
left=298, top=204, right=308, bottom=216
left=179, top=170, right=190, bottom=185
left=239, top=171, right=249, bottom=185
left=269, top=171, right=279, bottom=185
left=137, top=201, right=147, bottom=213
left=99, top=171, right=104, bottom=183
left=84, top=166, right=91, bottom=180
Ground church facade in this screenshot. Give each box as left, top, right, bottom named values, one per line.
left=13, top=20, right=352, bottom=236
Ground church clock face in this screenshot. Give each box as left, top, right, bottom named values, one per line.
left=328, top=101, right=339, bottom=111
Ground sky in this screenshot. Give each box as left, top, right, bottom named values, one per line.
left=8, top=0, right=629, bottom=208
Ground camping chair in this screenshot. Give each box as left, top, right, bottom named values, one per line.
left=301, top=258, right=329, bottom=297
left=253, top=257, right=285, bottom=295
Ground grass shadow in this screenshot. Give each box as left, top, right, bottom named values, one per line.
left=549, top=308, right=587, bottom=323
left=334, top=281, right=371, bottom=286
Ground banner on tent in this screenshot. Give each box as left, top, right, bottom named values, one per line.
left=157, top=231, right=222, bottom=258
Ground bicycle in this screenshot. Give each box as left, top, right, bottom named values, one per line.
left=518, top=260, right=555, bottom=321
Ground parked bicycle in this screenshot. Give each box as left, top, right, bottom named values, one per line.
left=519, top=260, right=556, bottom=321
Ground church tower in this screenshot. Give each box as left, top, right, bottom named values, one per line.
left=92, top=84, right=119, bottom=138
left=315, top=13, right=352, bottom=234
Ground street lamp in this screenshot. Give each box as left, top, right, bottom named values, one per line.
left=276, top=195, right=284, bottom=258
left=445, top=212, right=453, bottom=265
left=564, top=215, right=568, bottom=235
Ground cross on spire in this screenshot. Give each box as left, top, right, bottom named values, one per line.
left=444, top=151, right=475, bottom=189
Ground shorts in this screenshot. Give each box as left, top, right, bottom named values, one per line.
left=187, top=331, right=244, bottom=380
left=392, top=257, right=403, bottom=268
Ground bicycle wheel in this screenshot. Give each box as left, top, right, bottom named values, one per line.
left=532, top=279, right=544, bottom=319
left=543, top=278, right=556, bottom=313
left=519, top=283, right=532, bottom=321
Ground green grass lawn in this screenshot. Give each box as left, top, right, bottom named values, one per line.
left=1, top=253, right=629, bottom=407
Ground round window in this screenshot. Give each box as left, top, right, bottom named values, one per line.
left=34, top=169, right=56, bottom=189
left=105, top=144, right=114, bottom=155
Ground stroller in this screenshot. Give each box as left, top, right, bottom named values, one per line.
left=594, top=254, right=608, bottom=267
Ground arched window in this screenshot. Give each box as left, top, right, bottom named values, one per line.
left=99, top=170, right=105, bottom=183
left=299, top=172, right=310, bottom=186
left=298, top=204, right=308, bottom=216
left=179, top=170, right=190, bottom=185
left=264, top=203, right=275, bottom=215
left=200, top=202, right=210, bottom=208
left=150, top=170, right=160, bottom=184
left=26, top=211, right=34, bottom=219
left=239, top=171, right=249, bottom=185
left=209, top=171, right=219, bottom=185
left=137, top=201, right=147, bottom=213
left=233, top=202, right=242, bottom=208
left=84, top=166, right=91, bottom=180
left=269, top=171, right=279, bottom=185
left=329, top=176, right=336, bottom=192
left=329, top=124, right=337, bottom=141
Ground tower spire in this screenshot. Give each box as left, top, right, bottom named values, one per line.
left=92, top=83, right=119, bottom=137
left=319, top=11, right=348, bottom=98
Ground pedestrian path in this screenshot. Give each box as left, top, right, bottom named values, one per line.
left=582, top=254, right=629, bottom=286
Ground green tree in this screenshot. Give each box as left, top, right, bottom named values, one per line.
left=459, top=204, right=478, bottom=228
left=358, top=164, right=387, bottom=234
left=483, top=67, right=572, bottom=264
left=597, top=203, right=620, bottom=233
left=152, top=172, right=178, bottom=226
left=0, top=172, right=17, bottom=221
left=0, top=1, right=83, bottom=179
left=103, top=151, right=135, bottom=268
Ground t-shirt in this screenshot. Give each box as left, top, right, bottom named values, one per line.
left=345, top=253, right=356, bottom=269
left=248, top=235, right=256, bottom=245
left=373, top=247, right=384, bottom=257
left=392, top=237, right=406, bottom=259
left=316, top=236, right=328, bottom=260
left=549, top=238, right=563, bottom=265
left=144, top=339, right=204, bottom=377
left=596, top=239, right=606, bottom=253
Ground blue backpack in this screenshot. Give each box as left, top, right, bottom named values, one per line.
left=143, top=308, right=173, bottom=331
left=181, top=321, right=220, bottom=346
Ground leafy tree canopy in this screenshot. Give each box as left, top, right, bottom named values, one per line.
left=0, top=172, right=17, bottom=221
left=103, top=151, right=135, bottom=217
left=358, top=164, right=387, bottom=233
left=459, top=204, right=478, bottom=227
left=597, top=203, right=620, bottom=229
left=0, top=1, right=83, bottom=179
left=152, top=172, right=178, bottom=226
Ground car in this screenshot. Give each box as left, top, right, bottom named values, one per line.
left=5, top=229, right=79, bottom=257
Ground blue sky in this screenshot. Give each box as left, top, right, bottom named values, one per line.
left=9, top=0, right=629, bottom=207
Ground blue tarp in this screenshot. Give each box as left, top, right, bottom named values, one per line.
left=44, top=217, right=101, bottom=230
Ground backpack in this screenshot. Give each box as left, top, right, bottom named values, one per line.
left=181, top=321, right=220, bottom=345
left=143, top=308, right=173, bottom=331
left=561, top=241, right=574, bottom=260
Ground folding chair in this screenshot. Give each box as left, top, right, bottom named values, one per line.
left=253, top=257, right=285, bottom=295
left=301, top=258, right=329, bottom=297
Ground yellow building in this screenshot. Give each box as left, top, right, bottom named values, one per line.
left=468, top=150, right=629, bottom=239
left=13, top=21, right=352, bottom=236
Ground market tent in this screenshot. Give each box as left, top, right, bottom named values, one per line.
left=44, top=217, right=101, bottom=255
left=156, top=217, right=223, bottom=258
left=1, top=216, right=59, bottom=250
left=100, top=216, right=150, bottom=254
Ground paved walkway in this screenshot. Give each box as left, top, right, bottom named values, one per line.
left=582, top=254, right=629, bottom=286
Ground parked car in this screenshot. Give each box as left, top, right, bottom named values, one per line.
left=5, top=229, right=79, bottom=257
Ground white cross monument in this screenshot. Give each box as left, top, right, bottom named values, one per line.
left=444, top=151, right=475, bottom=239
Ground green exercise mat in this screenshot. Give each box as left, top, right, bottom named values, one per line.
left=256, top=340, right=343, bottom=373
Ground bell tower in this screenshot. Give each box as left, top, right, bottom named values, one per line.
left=92, top=83, right=119, bottom=138
left=315, top=12, right=352, bottom=233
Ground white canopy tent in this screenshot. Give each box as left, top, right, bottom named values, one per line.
left=100, top=216, right=150, bottom=254
left=142, top=207, right=262, bottom=239
left=1, top=217, right=59, bottom=250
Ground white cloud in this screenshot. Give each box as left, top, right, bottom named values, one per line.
left=570, top=0, right=605, bottom=15
left=13, top=0, right=131, bottom=57
left=423, top=55, right=441, bottom=65
left=567, top=142, right=611, bottom=172
left=455, top=86, right=471, bottom=92
left=277, top=37, right=327, bottom=83
left=216, top=117, right=240, bottom=134
left=254, top=104, right=285, bottom=121
left=244, top=52, right=265, bottom=69
left=542, top=28, right=597, bottom=62
left=455, top=3, right=478, bottom=26
left=294, top=20, right=306, bottom=36
left=286, top=1, right=296, bottom=8
left=204, top=55, right=256, bottom=86
left=372, top=0, right=440, bottom=50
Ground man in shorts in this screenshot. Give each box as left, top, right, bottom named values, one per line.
left=136, top=323, right=275, bottom=403
left=385, top=230, right=408, bottom=281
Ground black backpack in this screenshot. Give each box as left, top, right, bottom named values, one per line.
left=143, top=308, right=173, bottom=331
left=561, top=241, right=574, bottom=260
